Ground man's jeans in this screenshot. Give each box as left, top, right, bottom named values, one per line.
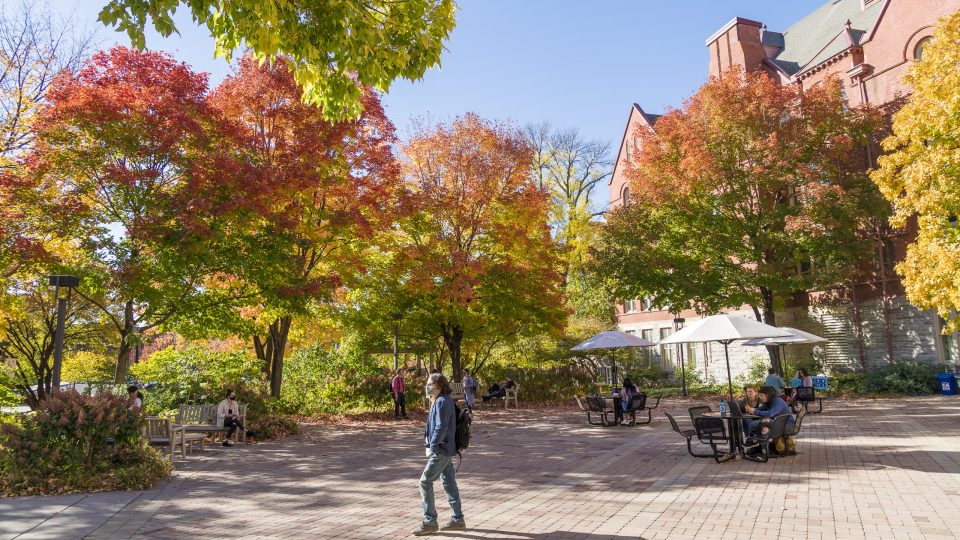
left=419, top=452, right=463, bottom=525
left=394, top=392, right=406, bottom=417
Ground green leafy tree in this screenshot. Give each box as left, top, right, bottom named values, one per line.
left=97, top=0, right=456, bottom=120
left=872, top=11, right=960, bottom=332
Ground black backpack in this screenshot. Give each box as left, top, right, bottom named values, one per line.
left=454, top=404, right=471, bottom=453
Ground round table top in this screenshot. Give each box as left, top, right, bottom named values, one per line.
left=702, top=412, right=760, bottom=419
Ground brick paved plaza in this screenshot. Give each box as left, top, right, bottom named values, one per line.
left=3, top=396, right=960, bottom=539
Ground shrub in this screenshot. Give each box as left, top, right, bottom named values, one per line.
left=0, top=389, right=169, bottom=495
left=863, top=362, right=941, bottom=395
left=278, top=345, right=389, bottom=415
left=130, top=346, right=263, bottom=415
left=830, top=373, right=865, bottom=395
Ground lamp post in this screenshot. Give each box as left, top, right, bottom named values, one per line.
left=391, top=312, right=402, bottom=371
left=673, top=317, right=687, bottom=398
left=49, top=275, right=80, bottom=391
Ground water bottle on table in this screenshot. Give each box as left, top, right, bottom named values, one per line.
left=719, top=399, right=727, bottom=416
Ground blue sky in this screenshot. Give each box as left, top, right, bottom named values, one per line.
left=49, top=1, right=827, bottom=146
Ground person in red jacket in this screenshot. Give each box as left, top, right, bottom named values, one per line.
left=391, top=369, right=408, bottom=420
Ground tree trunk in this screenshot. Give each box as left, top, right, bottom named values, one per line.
left=877, top=239, right=895, bottom=364
left=440, top=323, right=464, bottom=380
left=755, top=288, right=782, bottom=374
left=267, top=316, right=292, bottom=399
left=113, top=300, right=135, bottom=384
left=253, top=333, right=274, bottom=378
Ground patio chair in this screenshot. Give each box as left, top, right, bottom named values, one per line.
left=623, top=393, right=662, bottom=426
left=693, top=414, right=730, bottom=463
left=585, top=396, right=616, bottom=427
left=795, top=386, right=822, bottom=414
left=689, top=406, right=723, bottom=437
left=574, top=395, right=605, bottom=426
left=742, top=414, right=790, bottom=463
left=774, top=406, right=807, bottom=456
left=664, top=412, right=714, bottom=458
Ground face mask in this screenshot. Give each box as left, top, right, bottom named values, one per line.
left=425, top=384, right=438, bottom=397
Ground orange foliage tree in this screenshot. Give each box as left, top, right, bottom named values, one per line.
left=208, top=55, right=402, bottom=397
left=595, top=68, right=885, bottom=371
left=396, top=114, right=567, bottom=378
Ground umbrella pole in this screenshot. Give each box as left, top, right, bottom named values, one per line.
left=723, top=340, right=734, bottom=404
left=611, top=349, right=617, bottom=387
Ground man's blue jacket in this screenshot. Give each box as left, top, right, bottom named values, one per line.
left=425, top=394, right=457, bottom=456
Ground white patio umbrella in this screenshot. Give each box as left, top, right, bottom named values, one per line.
left=571, top=331, right=657, bottom=386
left=743, top=327, right=827, bottom=376
left=659, top=314, right=792, bottom=402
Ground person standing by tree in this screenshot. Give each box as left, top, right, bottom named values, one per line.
left=462, top=369, right=477, bottom=411
left=413, top=373, right=465, bottom=536
left=392, top=369, right=408, bottom=420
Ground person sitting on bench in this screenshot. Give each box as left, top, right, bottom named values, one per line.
left=481, top=379, right=515, bottom=402
left=217, top=389, right=245, bottom=447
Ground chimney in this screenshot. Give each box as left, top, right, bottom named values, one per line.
left=706, top=17, right=765, bottom=78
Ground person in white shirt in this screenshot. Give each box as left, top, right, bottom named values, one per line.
left=217, top=389, right=244, bottom=447
left=127, top=385, right=143, bottom=410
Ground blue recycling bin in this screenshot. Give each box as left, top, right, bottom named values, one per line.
left=937, top=373, right=958, bottom=396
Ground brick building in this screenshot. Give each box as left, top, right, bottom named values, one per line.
left=609, top=0, right=960, bottom=382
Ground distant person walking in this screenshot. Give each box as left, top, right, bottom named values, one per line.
left=126, top=385, right=143, bottom=410
left=412, top=373, right=465, bottom=536
left=392, top=369, right=408, bottom=419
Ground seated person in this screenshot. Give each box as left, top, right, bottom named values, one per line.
left=483, top=379, right=517, bottom=402
left=743, top=386, right=792, bottom=439
left=619, top=378, right=639, bottom=411
left=795, top=369, right=814, bottom=388
left=781, top=386, right=796, bottom=406
left=763, top=368, right=786, bottom=393
left=217, top=389, right=245, bottom=447
left=736, top=386, right=760, bottom=411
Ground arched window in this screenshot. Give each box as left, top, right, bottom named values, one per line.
left=622, top=186, right=631, bottom=206
left=914, top=36, right=933, bottom=60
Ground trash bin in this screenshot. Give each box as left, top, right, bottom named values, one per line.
left=812, top=376, right=828, bottom=392
left=937, top=373, right=958, bottom=396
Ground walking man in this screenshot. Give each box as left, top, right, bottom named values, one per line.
left=413, top=373, right=465, bottom=535
left=392, top=369, right=408, bottom=419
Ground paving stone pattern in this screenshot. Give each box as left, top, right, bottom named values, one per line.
left=2, top=396, right=960, bottom=539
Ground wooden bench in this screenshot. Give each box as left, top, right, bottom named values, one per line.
left=143, top=416, right=204, bottom=465
left=176, top=403, right=248, bottom=444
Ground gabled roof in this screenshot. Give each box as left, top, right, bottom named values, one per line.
left=609, top=104, right=661, bottom=186
left=769, top=0, right=885, bottom=76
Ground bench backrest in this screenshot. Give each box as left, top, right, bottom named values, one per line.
left=178, top=404, right=218, bottom=425
left=143, top=416, right=171, bottom=438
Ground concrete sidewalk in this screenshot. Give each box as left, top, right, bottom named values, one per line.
left=3, top=396, right=960, bottom=539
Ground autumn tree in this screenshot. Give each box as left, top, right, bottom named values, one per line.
left=595, top=68, right=885, bottom=369
left=525, top=122, right=614, bottom=321
left=397, top=114, right=567, bottom=379
left=208, top=55, right=401, bottom=398
left=29, top=46, right=249, bottom=383
left=872, top=11, right=960, bottom=332
left=98, top=0, right=456, bottom=120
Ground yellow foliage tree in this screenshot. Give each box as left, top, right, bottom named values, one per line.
left=872, top=11, right=960, bottom=332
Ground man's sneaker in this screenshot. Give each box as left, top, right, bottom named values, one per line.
left=440, top=518, right=466, bottom=531
left=222, top=440, right=233, bottom=447
left=412, top=521, right=439, bottom=536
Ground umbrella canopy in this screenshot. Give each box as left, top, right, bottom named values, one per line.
left=571, top=331, right=657, bottom=351
left=571, top=331, right=656, bottom=388
left=659, top=315, right=792, bottom=345
left=742, top=327, right=827, bottom=346
left=657, top=314, right=791, bottom=402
